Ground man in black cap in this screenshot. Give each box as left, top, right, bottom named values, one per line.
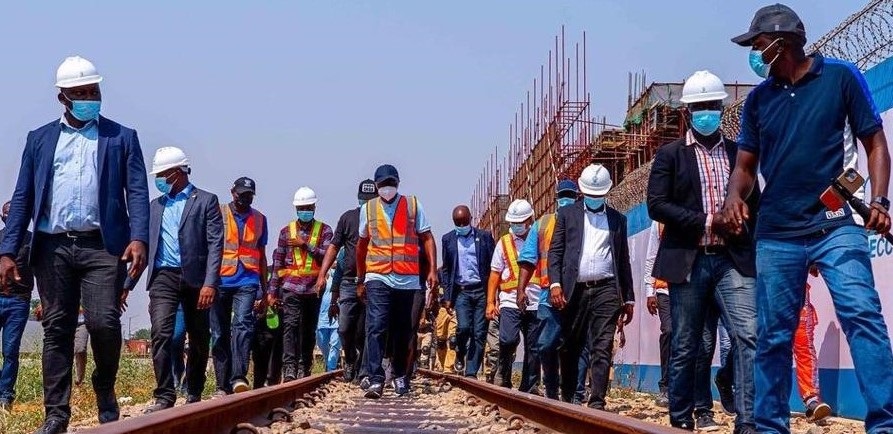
left=212, top=177, right=269, bottom=395
left=317, top=179, right=378, bottom=384
left=356, top=164, right=438, bottom=398
left=727, top=4, right=893, bottom=433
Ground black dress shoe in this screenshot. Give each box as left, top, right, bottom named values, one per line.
left=96, top=390, right=120, bottom=423
left=143, top=402, right=174, bottom=414
left=185, top=395, right=201, bottom=404
left=33, top=419, right=68, bottom=434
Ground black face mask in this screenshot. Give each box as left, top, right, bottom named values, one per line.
left=235, top=195, right=254, bottom=208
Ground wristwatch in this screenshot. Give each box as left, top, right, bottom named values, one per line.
left=872, top=196, right=890, bottom=211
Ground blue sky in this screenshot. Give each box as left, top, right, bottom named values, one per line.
left=0, top=0, right=860, bottom=331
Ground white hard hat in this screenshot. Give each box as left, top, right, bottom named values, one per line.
left=150, top=146, right=189, bottom=175
left=578, top=164, right=613, bottom=196
left=679, top=70, right=728, bottom=104
left=55, top=56, right=103, bottom=89
left=505, top=199, right=534, bottom=223
left=293, top=187, right=318, bottom=206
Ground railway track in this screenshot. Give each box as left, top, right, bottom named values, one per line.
left=78, top=369, right=680, bottom=434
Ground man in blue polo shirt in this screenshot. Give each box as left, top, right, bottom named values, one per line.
left=725, top=4, right=893, bottom=433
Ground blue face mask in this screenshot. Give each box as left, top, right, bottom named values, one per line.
left=509, top=223, right=528, bottom=236
left=749, top=38, right=781, bottom=78
left=584, top=197, right=605, bottom=211
left=296, top=210, right=315, bottom=222
left=455, top=225, right=471, bottom=236
left=69, top=100, right=101, bottom=122
left=155, top=176, right=172, bottom=195
left=690, top=110, right=722, bottom=136
left=557, top=197, right=575, bottom=208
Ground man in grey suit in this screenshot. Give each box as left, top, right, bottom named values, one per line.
left=129, top=146, right=223, bottom=413
left=547, top=164, right=634, bottom=409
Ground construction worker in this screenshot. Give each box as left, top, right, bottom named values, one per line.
left=796, top=268, right=832, bottom=422
left=487, top=199, right=543, bottom=392
left=269, top=187, right=333, bottom=381
left=548, top=164, right=635, bottom=410
left=356, top=164, right=438, bottom=398
left=517, top=179, right=580, bottom=400
left=728, top=5, right=893, bottom=432
left=0, top=56, right=150, bottom=434
left=316, top=179, right=377, bottom=383
left=441, top=205, right=495, bottom=377
left=0, top=201, right=34, bottom=413
left=648, top=70, right=758, bottom=432
left=140, top=146, right=223, bottom=413
left=212, top=176, right=269, bottom=395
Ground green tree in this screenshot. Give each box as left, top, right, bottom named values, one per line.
left=132, top=328, right=151, bottom=340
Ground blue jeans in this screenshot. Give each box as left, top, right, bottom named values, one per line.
left=576, top=346, right=589, bottom=402
left=454, top=287, right=487, bottom=377
left=755, top=225, right=893, bottom=433
left=537, top=304, right=561, bottom=399
left=171, top=304, right=186, bottom=392
left=0, top=296, right=29, bottom=402
left=316, top=328, right=341, bottom=371
left=364, top=281, right=415, bottom=384
left=669, top=253, right=757, bottom=428
left=210, top=285, right=257, bottom=390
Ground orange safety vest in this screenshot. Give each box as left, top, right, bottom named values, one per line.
left=220, top=205, right=266, bottom=276
left=654, top=222, right=668, bottom=290
left=366, top=196, right=420, bottom=276
left=499, top=234, right=521, bottom=292
left=277, top=220, right=323, bottom=278
left=535, top=213, right=556, bottom=287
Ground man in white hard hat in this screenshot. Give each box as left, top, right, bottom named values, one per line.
left=356, top=164, right=438, bottom=398
left=134, top=146, right=223, bottom=413
left=211, top=176, right=269, bottom=396
left=441, top=204, right=495, bottom=378
left=647, top=70, right=759, bottom=433
left=486, top=199, right=543, bottom=392
left=268, top=187, right=333, bottom=382
left=0, top=56, right=149, bottom=433
left=548, top=163, right=634, bottom=410
left=728, top=5, right=893, bottom=433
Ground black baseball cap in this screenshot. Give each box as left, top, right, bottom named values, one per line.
left=374, top=164, right=400, bottom=184
left=232, top=177, right=256, bottom=194
left=732, top=3, right=806, bottom=47
left=358, top=179, right=377, bottom=200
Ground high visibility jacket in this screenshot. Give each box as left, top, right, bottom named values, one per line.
left=535, top=213, right=556, bottom=287
left=366, top=196, right=420, bottom=276
left=654, top=222, right=668, bottom=290
left=277, top=220, right=323, bottom=278
left=499, top=233, right=539, bottom=292
left=220, top=205, right=266, bottom=276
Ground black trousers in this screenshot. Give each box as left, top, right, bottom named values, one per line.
left=32, top=233, right=125, bottom=424
left=337, top=280, right=366, bottom=377
left=149, top=268, right=211, bottom=405
left=282, top=292, right=321, bottom=379
left=559, top=282, right=621, bottom=408
left=657, top=293, right=671, bottom=392
left=406, top=288, right=427, bottom=377
left=252, top=314, right=283, bottom=388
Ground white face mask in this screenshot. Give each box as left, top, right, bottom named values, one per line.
left=378, top=186, right=398, bottom=201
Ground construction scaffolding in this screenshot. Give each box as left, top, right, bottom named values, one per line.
left=471, top=27, right=592, bottom=237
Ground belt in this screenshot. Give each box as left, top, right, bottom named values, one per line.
left=456, top=282, right=483, bottom=291
left=47, top=230, right=101, bottom=239
left=698, top=244, right=727, bottom=255
left=803, top=227, right=833, bottom=239
left=577, top=277, right=615, bottom=289
left=341, top=277, right=359, bottom=284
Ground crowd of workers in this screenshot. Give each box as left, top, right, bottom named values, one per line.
left=0, top=4, right=892, bottom=434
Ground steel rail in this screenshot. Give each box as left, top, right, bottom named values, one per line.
left=79, top=371, right=340, bottom=434
left=419, top=369, right=683, bottom=434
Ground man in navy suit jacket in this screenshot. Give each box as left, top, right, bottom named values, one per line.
left=133, top=146, right=223, bottom=413
left=0, top=56, right=148, bottom=434
left=440, top=205, right=494, bottom=378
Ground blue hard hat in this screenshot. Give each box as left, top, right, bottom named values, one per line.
left=374, top=164, right=400, bottom=184
left=557, top=179, right=578, bottom=193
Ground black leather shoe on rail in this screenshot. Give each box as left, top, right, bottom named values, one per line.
left=32, top=419, right=68, bottom=434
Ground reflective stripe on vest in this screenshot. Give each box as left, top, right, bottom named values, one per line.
left=366, top=196, right=420, bottom=276
left=499, top=234, right=521, bottom=292
left=277, top=220, right=322, bottom=278
left=535, top=213, right=556, bottom=287
left=654, top=222, right=668, bottom=290
left=220, top=205, right=265, bottom=277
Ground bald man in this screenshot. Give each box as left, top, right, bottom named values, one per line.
left=441, top=205, right=495, bottom=377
